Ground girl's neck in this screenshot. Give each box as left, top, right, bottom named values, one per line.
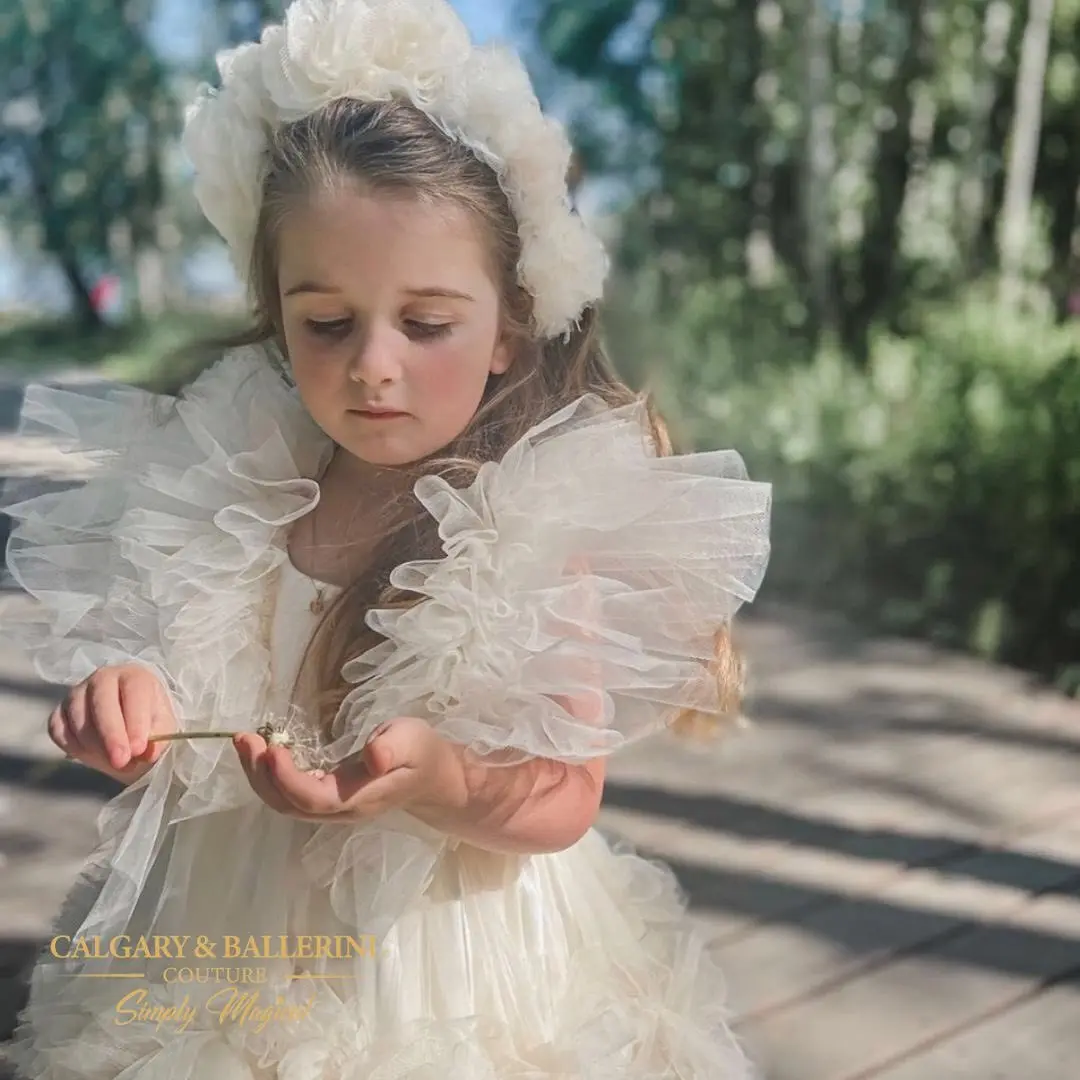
left=322, top=444, right=413, bottom=502
left=288, top=446, right=414, bottom=588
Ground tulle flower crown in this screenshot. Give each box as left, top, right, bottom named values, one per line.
left=182, top=0, right=609, bottom=339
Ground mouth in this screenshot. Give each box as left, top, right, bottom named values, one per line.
left=350, top=408, right=409, bottom=420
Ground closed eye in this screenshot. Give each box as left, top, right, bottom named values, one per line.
left=405, top=320, right=453, bottom=342
left=305, top=317, right=352, bottom=340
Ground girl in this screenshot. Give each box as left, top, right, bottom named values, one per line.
left=2, top=1, right=771, bottom=1077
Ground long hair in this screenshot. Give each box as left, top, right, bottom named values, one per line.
left=215, top=97, right=743, bottom=740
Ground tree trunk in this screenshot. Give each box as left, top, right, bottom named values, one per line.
left=957, top=0, right=1014, bottom=278
left=29, top=148, right=103, bottom=331
left=802, top=0, right=836, bottom=341
left=57, top=251, right=103, bottom=331
left=998, top=0, right=1056, bottom=307
left=1041, top=15, right=1080, bottom=318
left=975, top=66, right=1017, bottom=272
left=841, top=0, right=935, bottom=363
left=1047, top=176, right=1080, bottom=319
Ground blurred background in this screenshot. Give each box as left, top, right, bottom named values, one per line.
left=3, top=6, right=1080, bottom=1078
left=3, top=0, right=1079, bottom=697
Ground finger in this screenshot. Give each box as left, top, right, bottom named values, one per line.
left=87, top=675, right=131, bottom=771
left=361, top=718, right=430, bottom=777
left=119, top=673, right=158, bottom=758
left=362, top=731, right=397, bottom=777
left=62, top=686, right=104, bottom=764
left=233, top=734, right=271, bottom=790
left=233, top=736, right=305, bottom=817
left=143, top=679, right=178, bottom=764
left=47, top=706, right=76, bottom=758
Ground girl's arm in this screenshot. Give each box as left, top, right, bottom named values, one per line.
left=410, top=655, right=609, bottom=854
left=410, top=743, right=606, bottom=855
left=242, top=564, right=611, bottom=850
left=413, top=561, right=608, bottom=855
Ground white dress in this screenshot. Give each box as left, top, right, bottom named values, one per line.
left=1, top=345, right=771, bottom=1079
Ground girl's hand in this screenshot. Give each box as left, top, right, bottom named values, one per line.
left=232, top=716, right=454, bottom=823
left=48, top=664, right=176, bottom=784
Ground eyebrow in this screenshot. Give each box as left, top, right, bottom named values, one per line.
left=282, top=281, right=475, bottom=302
left=283, top=281, right=341, bottom=297
left=405, top=287, right=475, bottom=302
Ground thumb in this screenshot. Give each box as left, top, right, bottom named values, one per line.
left=363, top=737, right=392, bottom=777
left=362, top=721, right=404, bottom=777
left=139, top=682, right=177, bottom=763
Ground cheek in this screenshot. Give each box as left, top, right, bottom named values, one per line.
left=412, top=340, right=492, bottom=411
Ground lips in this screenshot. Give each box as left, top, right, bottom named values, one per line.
left=351, top=408, right=408, bottom=419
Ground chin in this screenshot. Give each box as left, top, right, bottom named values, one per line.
left=338, top=433, right=432, bottom=468
left=353, top=448, right=422, bottom=467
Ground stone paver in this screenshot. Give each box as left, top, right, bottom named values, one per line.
left=867, top=976, right=1080, bottom=1080
left=739, top=881, right=1080, bottom=1080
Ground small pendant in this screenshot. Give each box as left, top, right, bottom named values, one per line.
left=309, top=593, right=325, bottom=614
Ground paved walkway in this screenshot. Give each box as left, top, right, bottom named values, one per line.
left=2, top=400, right=1079, bottom=1078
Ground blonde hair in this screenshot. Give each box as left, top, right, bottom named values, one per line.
left=218, top=97, right=742, bottom=741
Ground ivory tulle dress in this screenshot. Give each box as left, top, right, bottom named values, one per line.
left=2, top=345, right=771, bottom=1079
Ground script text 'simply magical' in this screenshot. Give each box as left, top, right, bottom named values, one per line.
left=115, top=988, right=317, bottom=1034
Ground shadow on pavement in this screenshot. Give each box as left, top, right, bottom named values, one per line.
left=0, top=935, right=37, bottom=1048
left=0, top=677, right=60, bottom=706
left=0, top=750, right=122, bottom=800
left=603, top=780, right=1080, bottom=900
left=0, top=384, right=24, bottom=436
left=668, top=850, right=1080, bottom=984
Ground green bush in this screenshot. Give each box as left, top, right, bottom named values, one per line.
left=0, top=313, right=243, bottom=388
left=615, top=285, right=1080, bottom=694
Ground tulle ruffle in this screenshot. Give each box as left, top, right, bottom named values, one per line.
left=6, top=831, right=754, bottom=1079
left=1, top=348, right=338, bottom=967
left=325, top=391, right=771, bottom=763
left=2, top=345, right=764, bottom=1078
left=304, top=394, right=769, bottom=938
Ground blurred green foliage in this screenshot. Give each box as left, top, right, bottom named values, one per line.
left=0, top=313, right=243, bottom=387
left=607, top=278, right=1080, bottom=693
left=533, top=0, right=1080, bottom=689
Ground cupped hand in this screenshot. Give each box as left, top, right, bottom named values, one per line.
left=232, top=716, right=454, bottom=823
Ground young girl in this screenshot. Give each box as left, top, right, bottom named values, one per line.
left=3, top=1, right=771, bottom=1076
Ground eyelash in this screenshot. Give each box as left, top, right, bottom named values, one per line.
left=304, top=318, right=453, bottom=342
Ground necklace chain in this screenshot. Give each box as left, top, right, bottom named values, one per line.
left=306, top=509, right=329, bottom=614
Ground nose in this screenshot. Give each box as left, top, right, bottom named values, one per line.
left=346, top=323, right=402, bottom=386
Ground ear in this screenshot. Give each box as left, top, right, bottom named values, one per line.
left=489, top=331, right=512, bottom=376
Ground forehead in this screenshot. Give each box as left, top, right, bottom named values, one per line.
left=276, top=188, right=493, bottom=287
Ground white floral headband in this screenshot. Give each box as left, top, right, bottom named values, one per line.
left=181, top=0, right=609, bottom=339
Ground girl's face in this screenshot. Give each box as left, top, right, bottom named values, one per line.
left=277, top=189, right=512, bottom=467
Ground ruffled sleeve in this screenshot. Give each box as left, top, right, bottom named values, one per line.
left=1, top=346, right=332, bottom=811
left=324, top=393, right=771, bottom=765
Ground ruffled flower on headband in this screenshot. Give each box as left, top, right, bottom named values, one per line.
left=181, top=0, right=610, bottom=339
